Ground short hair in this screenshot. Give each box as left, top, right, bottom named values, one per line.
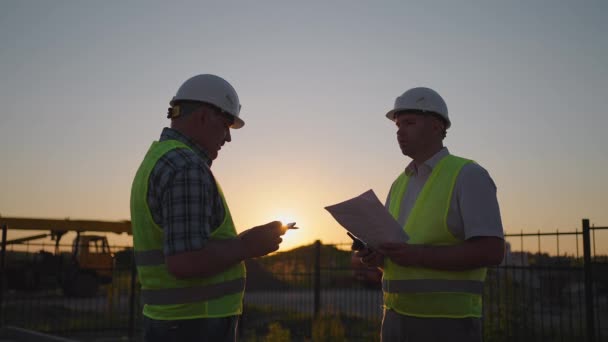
left=428, top=113, right=448, bottom=139
left=167, top=101, right=235, bottom=127
left=166, top=101, right=208, bottom=119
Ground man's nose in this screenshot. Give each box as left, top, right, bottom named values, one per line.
left=224, top=129, right=232, bottom=143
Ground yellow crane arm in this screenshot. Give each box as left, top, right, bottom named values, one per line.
left=0, top=217, right=131, bottom=235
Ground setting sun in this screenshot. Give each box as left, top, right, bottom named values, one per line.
left=267, top=212, right=310, bottom=251
left=277, top=215, right=296, bottom=228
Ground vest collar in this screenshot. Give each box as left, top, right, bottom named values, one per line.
left=405, top=147, right=450, bottom=177
left=159, top=127, right=212, bottom=166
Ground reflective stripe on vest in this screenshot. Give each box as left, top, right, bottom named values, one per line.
left=141, top=278, right=246, bottom=305
left=134, top=249, right=246, bottom=305
left=383, top=279, right=484, bottom=295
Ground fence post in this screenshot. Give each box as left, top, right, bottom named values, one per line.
left=314, top=240, right=321, bottom=318
left=128, top=250, right=137, bottom=341
left=582, top=218, right=595, bottom=342
left=556, top=229, right=560, bottom=256
left=520, top=230, right=524, bottom=265
left=0, top=224, right=7, bottom=326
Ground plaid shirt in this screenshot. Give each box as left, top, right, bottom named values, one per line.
left=147, top=127, right=225, bottom=256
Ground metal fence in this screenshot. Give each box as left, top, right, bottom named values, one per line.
left=0, top=219, right=607, bottom=341
left=488, top=219, right=608, bottom=342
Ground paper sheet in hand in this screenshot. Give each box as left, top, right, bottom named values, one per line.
left=324, top=189, right=408, bottom=249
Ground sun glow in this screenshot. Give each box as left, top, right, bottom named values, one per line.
left=275, top=214, right=296, bottom=228
left=271, top=212, right=309, bottom=251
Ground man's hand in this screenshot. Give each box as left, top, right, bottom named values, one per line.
left=380, top=237, right=505, bottom=270
left=238, top=221, right=285, bottom=258
left=355, top=247, right=385, bottom=268
left=378, top=242, right=422, bottom=267
left=166, top=221, right=287, bottom=279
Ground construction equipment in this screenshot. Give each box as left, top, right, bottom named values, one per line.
left=0, top=217, right=131, bottom=297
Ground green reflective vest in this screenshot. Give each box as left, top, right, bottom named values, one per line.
left=383, top=154, right=487, bottom=318
left=130, top=139, right=245, bottom=320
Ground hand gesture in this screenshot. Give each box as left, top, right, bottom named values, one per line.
left=239, top=221, right=285, bottom=258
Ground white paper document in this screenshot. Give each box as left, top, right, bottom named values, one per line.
left=324, top=189, right=408, bottom=249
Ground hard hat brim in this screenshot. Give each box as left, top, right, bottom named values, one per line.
left=232, top=116, right=245, bottom=129
left=385, top=109, right=451, bottom=128
left=385, top=109, right=399, bottom=121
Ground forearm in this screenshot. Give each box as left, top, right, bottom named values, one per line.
left=412, top=237, right=505, bottom=271
left=166, top=238, right=248, bottom=279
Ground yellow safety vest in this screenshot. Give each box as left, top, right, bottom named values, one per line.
left=130, top=139, right=245, bottom=320
left=383, top=154, right=487, bottom=318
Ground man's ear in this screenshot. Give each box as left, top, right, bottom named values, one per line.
left=198, top=107, right=212, bottom=126
left=431, top=117, right=445, bottom=134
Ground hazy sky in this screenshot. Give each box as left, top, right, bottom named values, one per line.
left=1, top=1, right=607, bottom=253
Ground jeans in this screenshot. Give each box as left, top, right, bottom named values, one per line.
left=381, top=309, right=482, bottom=342
left=143, top=315, right=238, bottom=342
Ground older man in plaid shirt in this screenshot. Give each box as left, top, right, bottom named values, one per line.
left=131, top=74, right=287, bottom=342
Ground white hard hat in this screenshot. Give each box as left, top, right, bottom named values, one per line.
left=170, top=74, right=244, bottom=129
left=385, top=87, right=450, bottom=129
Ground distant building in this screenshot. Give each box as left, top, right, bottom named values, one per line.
left=498, top=242, right=540, bottom=290
left=501, top=242, right=530, bottom=267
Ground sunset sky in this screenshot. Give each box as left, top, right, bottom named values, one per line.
left=1, top=1, right=606, bottom=255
